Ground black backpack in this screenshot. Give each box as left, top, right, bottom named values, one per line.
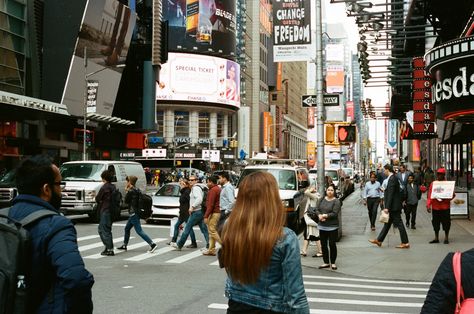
left=137, top=190, right=153, bottom=220
left=198, top=185, right=208, bottom=214
left=0, top=207, right=58, bottom=314
left=110, top=188, right=122, bottom=221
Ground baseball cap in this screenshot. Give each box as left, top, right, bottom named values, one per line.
left=437, top=168, right=446, bottom=174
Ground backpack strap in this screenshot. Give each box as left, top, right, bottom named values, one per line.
left=453, top=251, right=464, bottom=313
left=0, top=207, right=11, bottom=218
left=20, top=209, right=58, bottom=227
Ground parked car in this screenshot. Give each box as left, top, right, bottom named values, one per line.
left=308, top=168, right=317, bottom=186
left=236, top=163, right=310, bottom=234
left=0, top=169, right=16, bottom=209
left=149, top=182, right=181, bottom=222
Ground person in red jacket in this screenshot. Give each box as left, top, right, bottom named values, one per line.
left=427, top=167, right=454, bottom=244
left=203, top=175, right=221, bottom=256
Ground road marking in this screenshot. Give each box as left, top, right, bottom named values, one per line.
left=77, top=235, right=100, bottom=242
left=83, top=238, right=165, bottom=259
left=166, top=250, right=204, bottom=263
left=79, top=237, right=134, bottom=252
left=113, top=223, right=169, bottom=229
left=307, top=297, right=423, bottom=308
left=304, top=281, right=429, bottom=292
left=209, top=260, right=220, bottom=266
left=303, top=275, right=432, bottom=285
left=305, top=288, right=426, bottom=298
left=208, top=303, right=227, bottom=310
left=124, top=246, right=175, bottom=262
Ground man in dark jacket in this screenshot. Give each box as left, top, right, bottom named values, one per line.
left=369, top=164, right=410, bottom=248
left=404, top=174, right=421, bottom=229
left=95, top=170, right=115, bottom=256
left=8, top=155, right=94, bottom=313
left=421, top=248, right=474, bottom=313
left=203, top=175, right=221, bottom=256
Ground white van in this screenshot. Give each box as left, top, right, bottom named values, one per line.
left=59, top=161, right=146, bottom=221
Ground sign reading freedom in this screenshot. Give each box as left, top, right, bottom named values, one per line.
left=273, top=0, right=312, bottom=62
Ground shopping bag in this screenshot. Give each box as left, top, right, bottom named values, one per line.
left=379, top=210, right=390, bottom=224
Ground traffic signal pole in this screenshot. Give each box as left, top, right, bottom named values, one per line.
left=316, top=0, right=325, bottom=197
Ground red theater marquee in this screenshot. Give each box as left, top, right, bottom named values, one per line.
left=412, top=57, right=436, bottom=136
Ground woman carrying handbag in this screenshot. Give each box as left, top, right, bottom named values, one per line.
left=301, top=185, right=322, bottom=258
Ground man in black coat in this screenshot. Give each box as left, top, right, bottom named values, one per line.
left=369, top=164, right=410, bottom=248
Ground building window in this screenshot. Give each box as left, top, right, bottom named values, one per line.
left=156, top=111, right=164, bottom=136
left=175, top=111, right=189, bottom=137
left=217, top=114, right=224, bottom=138
left=198, top=112, right=210, bottom=138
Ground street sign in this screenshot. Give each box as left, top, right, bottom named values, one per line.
left=302, top=95, right=317, bottom=107
left=302, top=94, right=341, bottom=107
left=387, top=120, right=397, bottom=148
left=323, top=94, right=340, bottom=106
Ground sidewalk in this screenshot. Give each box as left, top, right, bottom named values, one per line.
left=300, top=185, right=474, bottom=282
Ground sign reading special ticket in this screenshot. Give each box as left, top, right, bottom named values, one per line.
left=430, top=181, right=456, bottom=199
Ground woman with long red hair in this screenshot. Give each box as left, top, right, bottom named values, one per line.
left=220, top=171, right=309, bottom=313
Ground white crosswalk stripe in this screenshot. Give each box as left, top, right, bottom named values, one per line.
left=207, top=273, right=430, bottom=313
left=78, top=236, right=134, bottom=252
left=77, top=235, right=100, bottom=242
left=83, top=238, right=166, bottom=259
left=124, top=246, right=175, bottom=262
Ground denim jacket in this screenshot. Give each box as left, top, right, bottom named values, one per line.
left=225, top=227, right=309, bottom=313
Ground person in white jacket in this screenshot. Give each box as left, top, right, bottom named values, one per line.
left=301, top=185, right=323, bottom=257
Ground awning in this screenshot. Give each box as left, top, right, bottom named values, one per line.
left=86, top=113, right=135, bottom=126
left=0, top=91, right=69, bottom=120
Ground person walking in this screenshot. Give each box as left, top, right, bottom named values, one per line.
left=117, top=176, right=157, bottom=253
left=218, top=172, right=235, bottom=227
left=95, top=170, right=116, bottom=256
left=301, top=185, right=322, bottom=258
left=363, top=173, right=382, bottom=231
left=203, top=175, right=221, bottom=256
left=316, top=185, right=342, bottom=270
left=369, top=164, right=410, bottom=249
left=167, top=178, right=197, bottom=246
left=173, top=175, right=209, bottom=250
left=220, top=171, right=309, bottom=313
left=427, top=167, right=454, bottom=244
left=405, top=174, right=421, bottom=229
left=6, top=155, right=94, bottom=313
left=421, top=248, right=474, bottom=313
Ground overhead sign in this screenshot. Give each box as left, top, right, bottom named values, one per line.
left=387, top=119, right=397, bottom=148
left=301, top=94, right=340, bottom=107
left=202, top=149, right=220, bottom=162
left=142, top=148, right=166, bottom=158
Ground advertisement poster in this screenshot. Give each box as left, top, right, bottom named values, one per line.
left=430, top=181, right=456, bottom=199
left=273, top=0, right=311, bottom=62
left=326, top=65, right=344, bottom=94
left=62, top=0, right=136, bottom=116
left=163, top=0, right=237, bottom=59
left=156, top=53, right=240, bottom=108
left=450, top=192, right=468, bottom=215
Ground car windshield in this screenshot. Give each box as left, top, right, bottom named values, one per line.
left=238, top=169, right=296, bottom=190
left=0, top=169, right=15, bottom=184
left=325, top=170, right=338, bottom=181
left=309, top=169, right=317, bottom=174
left=60, top=164, right=105, bottom=181
left=343, top=168, right=353, bottom=177
left=155, top=184, right=180, bottom=197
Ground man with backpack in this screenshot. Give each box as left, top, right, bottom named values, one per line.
left=173, top=175, right=209, bottom=250
left=117, top=175, right=157, bottom=253
left=0, top=155, right=94, bottom=313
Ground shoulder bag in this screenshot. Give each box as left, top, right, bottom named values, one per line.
left=453, top=251, right=474, bottom=314
left=379, top=210, right=389, bottom=224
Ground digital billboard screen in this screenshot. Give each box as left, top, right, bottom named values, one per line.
left=163, top=0, right=237, bottom=59
left=61, top=0, right=136, bottom=116
left=156, top=52, right=240, bottom=108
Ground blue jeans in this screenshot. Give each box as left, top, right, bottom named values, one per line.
left=172, top=217, right=196, bottom=243
left=98, top=212, right=113, bottom=250
left=177, top=210, right=209, bottom=248
left=124, top=214, right=153, bottom=245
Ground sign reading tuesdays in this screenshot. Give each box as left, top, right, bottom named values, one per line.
left=272, top=0, right=311, bottom=62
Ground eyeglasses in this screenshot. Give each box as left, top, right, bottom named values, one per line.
left=51, top=181, right=66, bottom=190
left=189, top=179, right=197, bottom=181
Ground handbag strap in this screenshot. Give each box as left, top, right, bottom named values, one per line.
left=453, top=251, right=464, bottom=313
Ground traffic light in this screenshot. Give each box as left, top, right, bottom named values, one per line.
left=337, top=125, right=356, bottom=143
left=324, top=124, right=336, bottom=144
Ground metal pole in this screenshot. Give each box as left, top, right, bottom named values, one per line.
left=83, top=46, right=87, bottom=161
left=316, top=0, right=325, bottom=196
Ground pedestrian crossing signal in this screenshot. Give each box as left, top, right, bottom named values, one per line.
left=337, top=125, right=356, bottom=143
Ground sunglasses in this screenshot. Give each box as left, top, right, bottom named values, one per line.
left=189, top=179, right=197, bottom=181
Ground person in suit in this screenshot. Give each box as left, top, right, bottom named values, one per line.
left=369, top=164, right=410, bottom=249
left=404, top=174, right=422, bottom=229
left=397, top=164, right=412, bottom=189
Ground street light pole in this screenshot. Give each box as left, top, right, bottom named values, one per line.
left=83, top=47, right=88, bottom=161
left=316, top=0, right=326, bottom=196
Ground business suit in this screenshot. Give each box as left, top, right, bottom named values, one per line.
left=405, top=182, right=421, bottom=228
left=376, top=173, right=409, bottom=245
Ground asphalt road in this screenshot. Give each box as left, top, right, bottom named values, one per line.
left=71, top=216, right=430, bottom=314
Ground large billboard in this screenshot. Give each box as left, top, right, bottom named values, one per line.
left=156, top=52, right=240, bottom=108
left=61, top=0, right=136, bottom=116
left=273, top=0, right=311, bottom=62
left=163, top=0, right=237, bottom=59
left=326, top=65, right=344, bottom=94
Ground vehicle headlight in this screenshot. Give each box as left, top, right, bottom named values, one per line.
left=282, top=200, right=290, bottom=207
left=282, top=199, right=295, bottom=212
left=84, top=190, right=96, bottom=202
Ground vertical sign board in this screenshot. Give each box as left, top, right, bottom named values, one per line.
left=346, top=101, right=354, bottom=122
left=387, top=119, right=397, bottom=149
left=307, top=107, right=315, bottom=128
left=272, top=0, right=311, bottom=62
left=412, top=57, right=436, bottom=136
left=86, top=80, right=98, bottom=113
left=238, top=106, right=250, bottom=157
left=262, top=112, right=273, bottom=149
left=326, top=65, right=344, bottom=93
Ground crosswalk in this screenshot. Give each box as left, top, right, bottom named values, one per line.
left=77, top=233, right=219, bottom=265
left=208, top=274, right=431, bottom=313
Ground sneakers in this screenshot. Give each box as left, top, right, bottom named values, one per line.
left=186, top=243, right=198, bottom=249
left=171, top=242, right=182, bottom=251
left=148, top=243, right=157, bottom=253
left=166, top=241, right=176, bottom=246
left=117, top=245, right=127, bottom=251
left=101, top=250, right=115, bottom=256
